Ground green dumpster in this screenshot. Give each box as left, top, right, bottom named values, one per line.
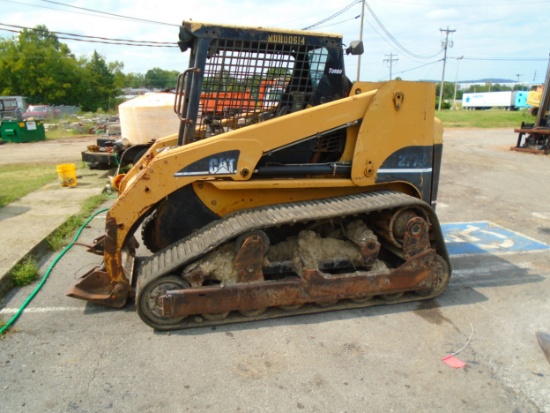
left=0, top=119, right=46, bottom=143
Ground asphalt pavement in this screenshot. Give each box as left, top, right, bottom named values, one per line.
left=1, top=128, right=549, bottom=413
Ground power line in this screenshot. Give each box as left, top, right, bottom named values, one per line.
left=463, top=57, right=547, bottom=61
left=309, top=16, right=360, bottom=30
left=373, top=0, right=550, bottom=6
left=0, top=23, right=178, bottom=47
left=38, top=0, right=178, bottom=27
left=0, top=0, right=179, bottom=27
left=361, top=16, right=437, bottom=65
left=303, top=0, right=361, bottom=30
left=392, top=60, right=442, bottom=77
left=364, top=1, right=443, bottom=59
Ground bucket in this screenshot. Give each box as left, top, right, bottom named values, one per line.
left=56, top=163, right=77, bottom=187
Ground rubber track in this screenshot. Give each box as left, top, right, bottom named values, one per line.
left=135, top=191, right=429, bottom=295
left=150, top=290, right=447, bottom=331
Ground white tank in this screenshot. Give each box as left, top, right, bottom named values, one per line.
left=119, top=93, right=180, bottom=145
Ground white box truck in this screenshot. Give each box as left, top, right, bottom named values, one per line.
left=462, top=91, right=528, bottom=110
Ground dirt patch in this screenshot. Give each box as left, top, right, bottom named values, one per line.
left=0, top=135, right=98, bottom=166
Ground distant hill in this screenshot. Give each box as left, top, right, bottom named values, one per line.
left=460, top=78, right=516, bottom=84
left=418, top=78, right=517, bottom=84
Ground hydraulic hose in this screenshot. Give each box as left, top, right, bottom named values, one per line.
left=0, top=207, right=110, bottom=335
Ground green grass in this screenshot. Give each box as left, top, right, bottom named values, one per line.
left=10, top=257, right=39, bottom=287
left=0, top=161, right=92, bottom=208
left=43, top=115, right=99, bottom=140
left=436, top=108, right=534, bottom=128
left=45, top=127, right=95, bottom=140
left=0, top=164, right=57, bottom=208
left=46, top=194, right=107, bottom=250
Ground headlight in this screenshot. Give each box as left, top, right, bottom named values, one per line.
left=120, top=137, right=130, bottom=148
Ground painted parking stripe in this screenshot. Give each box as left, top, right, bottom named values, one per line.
left=441, top=221, right=550, bottom=256
left=0, top=306, right=84, bottom=315
left=451, top=261, right=535, bottom=278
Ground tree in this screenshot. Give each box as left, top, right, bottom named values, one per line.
left=464, top=83, right=512, bottom=93
left=0, top=25, right=124, bottom=111
left=0, top=25, right=83, bottom=105
left=435, top=81, right=456, bottom=101
left=79, top=51, right=121, bottom=112
left=266, top=67, right=291, bottom=79
left=124, top=72, right=146, bottom=88
left=144, top=67, right=179, bottom=90
left=110, top=61, right=126, bottom=91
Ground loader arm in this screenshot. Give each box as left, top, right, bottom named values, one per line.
left=68, top=80, right=440, bottom=307
left=104, top=87, right=378, bottom=287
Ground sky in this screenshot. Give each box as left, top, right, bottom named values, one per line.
left=1, top=0, right=550, bottom=86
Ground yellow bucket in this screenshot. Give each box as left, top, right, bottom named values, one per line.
left=56, top=163, right=77, bottom=187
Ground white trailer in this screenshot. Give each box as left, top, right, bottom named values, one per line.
left=462, top=91, right=519, bottom=110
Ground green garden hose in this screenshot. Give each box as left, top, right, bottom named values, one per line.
left=0, top=207, right=110, bottom=335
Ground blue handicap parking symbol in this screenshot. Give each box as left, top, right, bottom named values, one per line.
left=441, top=221, right=550, bottom=256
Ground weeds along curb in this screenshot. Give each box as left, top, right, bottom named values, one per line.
left=0, top=194, right=109, bottom=303
left=0, top=242, right=51, bottom=300
left=0, top=205, right=110, bottom=334
left=10, top=258, right=39, bottom=287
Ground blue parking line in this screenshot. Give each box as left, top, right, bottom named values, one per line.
left=441, top=221, right=550, bottom=256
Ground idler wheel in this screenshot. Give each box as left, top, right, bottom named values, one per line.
left=138, top=275, right=189, bottom=327
left=416, top=255, right=451, bottom=297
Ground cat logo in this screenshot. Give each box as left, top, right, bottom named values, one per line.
left=209, top=157, right=236, bottom=174
left=175, top=150, right=240, bottom=177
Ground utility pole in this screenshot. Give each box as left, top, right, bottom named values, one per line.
left=516, top=73, right=523, bottom=91
left=384, top=53, right=399, bottom=80
left=452, top=56, right=463, bottom=110
left=356, top=0, right=365, bottom=81
left=438, top=26, right=456, bottom=111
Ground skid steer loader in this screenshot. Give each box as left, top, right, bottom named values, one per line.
left=67, top=21, right=451, bottom=330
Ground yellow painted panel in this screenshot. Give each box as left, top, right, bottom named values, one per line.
left=351, top=81, right=436, bottom=185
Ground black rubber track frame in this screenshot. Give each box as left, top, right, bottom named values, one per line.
left=135, top=191, right=450, bottom=330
